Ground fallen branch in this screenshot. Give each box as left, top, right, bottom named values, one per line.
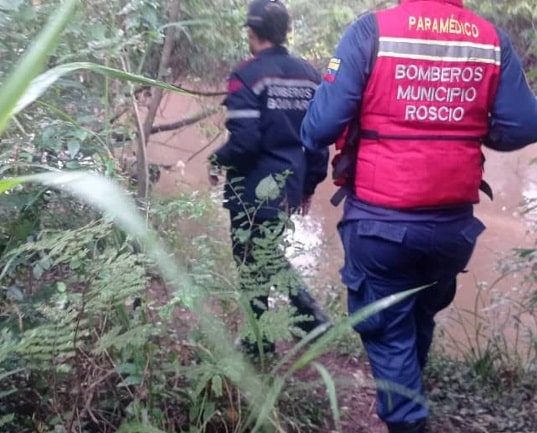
left=133, top=84, right=227, bottom=98
left=150, top=106, right=220, bottom=134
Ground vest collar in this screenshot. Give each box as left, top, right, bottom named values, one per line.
left=256, top=46, right=288, bottom=57
left=401, top=0, right=463, bottom=7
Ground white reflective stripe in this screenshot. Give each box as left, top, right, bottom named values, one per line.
left=378, top=51, right=500, bottom=65
left=378, top=36, right=501, bottom=65
left=226, top=109, right=261, bottom=119
left=252, top=77, right=319, bottom=95
left=380, top=36, right=500, bottom=51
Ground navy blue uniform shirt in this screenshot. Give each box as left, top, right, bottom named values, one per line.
left=212, top=46, right=329, bottom=220
left=301, top=13, right=537, bottom=223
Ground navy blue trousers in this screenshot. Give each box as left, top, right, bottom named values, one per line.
left=229, top=210, right=310, bottom=318
left=337, top=217, right=485, bottom=425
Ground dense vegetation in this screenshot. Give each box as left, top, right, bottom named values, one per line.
left=0, top=0, right=536, bottom=432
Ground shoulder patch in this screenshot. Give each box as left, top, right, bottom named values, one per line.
left=227, top=77, right=244, bottom=93
left=323, top=57, right=341, bottom=82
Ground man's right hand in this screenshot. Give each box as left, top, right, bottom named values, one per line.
left=207, top=164, right=221, bottom=186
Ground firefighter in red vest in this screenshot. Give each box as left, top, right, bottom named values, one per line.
left=301, top=1, right=537, bottom=432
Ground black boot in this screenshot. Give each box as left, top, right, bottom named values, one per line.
left=249, top=295, right=269, bottom=319
left=240, top=338, right=276, bottom=356
left=387, top=419, right=427, bottom=433
left=240, top=295, right=276, bottom=357
left=289, top=288, right=330, bottom=334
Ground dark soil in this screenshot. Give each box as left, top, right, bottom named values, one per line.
left=285, top=348, right=387, bottom=433
left=276, top=342, right=537, bottom=433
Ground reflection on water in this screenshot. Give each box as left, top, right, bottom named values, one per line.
left=285, top=214, right=325, bottom=273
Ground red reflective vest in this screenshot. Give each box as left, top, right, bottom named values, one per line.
left=354, top=0, right=501, bottom=209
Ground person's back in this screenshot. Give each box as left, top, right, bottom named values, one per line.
left=211, top=0, right=327, bottom=219
left=357, top=1, right=501, bottom=209
left=219, top=47, right=323, bottom=218
left=301, top=0, right=537, bottom=432
left=209, top=0, right=329, bottom=356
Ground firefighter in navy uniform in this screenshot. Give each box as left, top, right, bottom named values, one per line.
left=301, top=0, right=537, bottom=432
left=209, top=0, right=330, bottom=355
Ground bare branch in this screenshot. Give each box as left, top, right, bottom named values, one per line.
left=150, top=106, right=221, bottom=134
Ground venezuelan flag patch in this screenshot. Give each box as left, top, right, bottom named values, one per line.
left=323, top=57, right=341, bottom=82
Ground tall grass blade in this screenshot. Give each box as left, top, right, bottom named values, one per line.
left=313, top=362, right=341, bottom=433
left=0, top=178, right=27, bottom=194
left=12, top=62, right=191, bottom=117
left=0, top=0, right=79, bottom=134
left=272, top=285, right=431, bottom=376
left=250, top=377, right=285, bottom=433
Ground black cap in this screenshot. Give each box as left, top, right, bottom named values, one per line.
left=245, top=0, right=290, bottom=45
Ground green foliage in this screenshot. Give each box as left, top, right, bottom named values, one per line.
left=0, top=168, right=422, bottom=432
left=312, top=362, right=341, bottom=432
left=0, top=0, right=79, bottom=133
left=437, top=180, right=537, bottom=381
left=1, top=1, right=537, bottom=433
left=425, top=356, right=537, bottom=433
left=0, top=221, right=153, bottom=430
left=148, top=191, right=231, bottom=288
left=289, top=0, right=392, bottom=62
left=441, top=298, right=536, bottom=380
left=14, top=61, right=191, bottom=118
left=468, top=0, right=537, bottom=87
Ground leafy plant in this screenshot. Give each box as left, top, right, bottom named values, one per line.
left=9, top=1, right=535, bottom=433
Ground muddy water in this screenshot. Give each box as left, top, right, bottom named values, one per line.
left=147, top=90, right=537, bottom=356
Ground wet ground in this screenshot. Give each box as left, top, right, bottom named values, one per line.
left=146, top=90, right=537, bottom=355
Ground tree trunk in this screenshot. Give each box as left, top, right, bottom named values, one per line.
left=136, top=0, right=181, bottom=199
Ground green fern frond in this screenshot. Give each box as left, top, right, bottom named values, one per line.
left=15, top=311, right=83, bottom=370
left=93, top=323, right=157, bottom=355
left=86, top=251, right=148, bottom=311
